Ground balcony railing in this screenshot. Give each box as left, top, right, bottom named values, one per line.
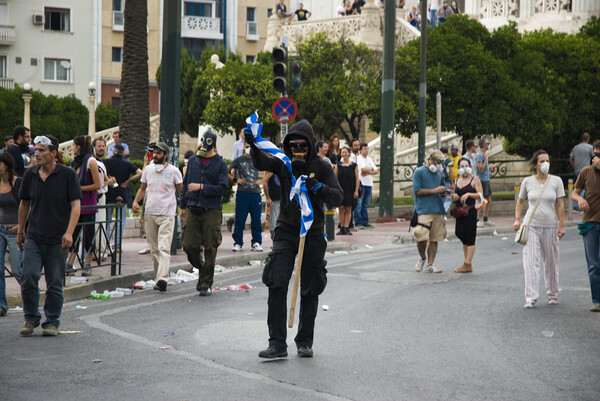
left=0, top=25, right=16, bottom=45
left=181, top=16, right=222, bottom=40
left=0, top=78, right=14, bottom=89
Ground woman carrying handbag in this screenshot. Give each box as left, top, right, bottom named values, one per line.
left=513, top=150, right=565, bottom=308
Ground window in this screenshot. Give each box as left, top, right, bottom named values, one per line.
left=113, top=0, right=123, bottom=11
left=44, top=8, right=70, bottom=32
left=267, top=8, right=273, bottom=18
left=112, top=47, right=122, bottom=62
left=247, top=7, right=256, bottom=22
left=113, top=0, right=124, bottom=30
left=44, top=58, right=70, bottom=82
left=0, top=56, right=6, bottom=78
left=246, top=55, right=255, bottom=64
left=111, top=97, right=121, bottom=108
left=184, top=2, right=212, bottom=17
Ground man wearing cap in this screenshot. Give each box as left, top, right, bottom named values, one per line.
left=132, top=143, right=183, bottom=292
left=17, top=135, right=81, bottom=337
left=179, top=130, right=229, bottom=296
left=413, top=150, right=448, bottom=274
left=104, top=144, right=142, bottom=249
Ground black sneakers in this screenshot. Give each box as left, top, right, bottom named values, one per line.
left=198, top=287, right=212, bottom=296
left=258, top=346, right=288, bottom=358
left=297, top=346, right=313, bottom=357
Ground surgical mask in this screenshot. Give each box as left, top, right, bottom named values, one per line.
left=539, top=161, right=550, bottom=174
left=245, top=147, right=251, bottom=155
left=154, top=163, right=165, bottom=173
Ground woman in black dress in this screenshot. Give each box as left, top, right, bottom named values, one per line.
left=451, top=157, right=483, bottom=273
left=334, top=147, right=359, bottom=235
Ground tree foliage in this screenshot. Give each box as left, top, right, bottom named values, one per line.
left=95, top=102, right=120, bottom=132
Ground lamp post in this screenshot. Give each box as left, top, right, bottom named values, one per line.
left=22, top=83, right=32, bottom=129
left=88, top=81, right=96, bottom=136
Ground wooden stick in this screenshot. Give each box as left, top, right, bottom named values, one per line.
left=288, top=235, right=306, bottom=328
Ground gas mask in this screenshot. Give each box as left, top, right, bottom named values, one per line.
left=197, top=130, right=217, bottom=158
left=458, top=165, right=472, bottom=177
left=429, top=163, right=444, bottom=174
left=289, top=138, right=309, bottom=173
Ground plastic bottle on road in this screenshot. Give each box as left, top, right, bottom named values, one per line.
left=70, top=277, right=89, bottom=284
left=115, top=287, right=133, bottom=295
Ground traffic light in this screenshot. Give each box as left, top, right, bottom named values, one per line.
left=291, top=60, right=301, bottom=90
left=272, top=46, right=287, bottom=93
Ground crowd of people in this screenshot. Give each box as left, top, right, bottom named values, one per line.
left=408, top=0, right=460, bottom=30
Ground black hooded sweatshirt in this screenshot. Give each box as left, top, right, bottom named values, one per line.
left=250, top=120, right=343, bottom=237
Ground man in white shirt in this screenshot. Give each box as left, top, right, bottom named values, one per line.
left=317, top=141, right=332, bottom=165
left=132, top=142, right=183, bottom=292
left=349, top=138, right=360, bottom=163
left=354, top=143, right=378, bottom=228
left=232, top=129, right=245, bottom=161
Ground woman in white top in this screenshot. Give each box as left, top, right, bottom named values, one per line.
left=513, top=150, right=565, bottom=308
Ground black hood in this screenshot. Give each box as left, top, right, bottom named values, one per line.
left=283, top=119, right=316, bottom=160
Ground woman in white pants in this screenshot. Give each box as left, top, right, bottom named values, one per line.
left=514, top=150, right=565, bottom=308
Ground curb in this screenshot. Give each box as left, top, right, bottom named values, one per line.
left=6, top=240, right=353, bottom=308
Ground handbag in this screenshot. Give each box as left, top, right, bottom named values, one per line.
left=451, top=204, right=471, bottom=219
left=515, top=178, right=548, bottom=245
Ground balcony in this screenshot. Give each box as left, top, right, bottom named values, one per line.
left=0, top=25, right=16, bottom=45
left=0, top=78, right=14, bottom=89
left=113, top=11, right=124, bottom=32
left=181, top=16, right=222, bottom=40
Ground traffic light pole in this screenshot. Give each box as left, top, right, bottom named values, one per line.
left=418, top=0, right=428, bottom=166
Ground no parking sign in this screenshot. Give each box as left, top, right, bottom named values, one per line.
left=271, top=97, right=298, bottom=123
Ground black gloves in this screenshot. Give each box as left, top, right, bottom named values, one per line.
left=244, top=127, right=257, bottom=149
left=305, top=177, right=323, bottom=194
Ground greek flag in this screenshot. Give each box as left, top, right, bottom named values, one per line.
left=245, top=112, right=314, bottom=237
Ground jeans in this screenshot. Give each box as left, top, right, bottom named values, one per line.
left=582, top=224, right=600, bottom=304
left=20, top=239, right=67, bottom=328
left=106, top=204, right=127, bottom=249
left=0, top=225, right=23, bottom=313
left=429, top=9, right=438, bottom=27
left=354, top=185, right=372, bottom=226
left=232, top=191, right=262, bottom=246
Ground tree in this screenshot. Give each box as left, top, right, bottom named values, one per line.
left=95, top=102, right=120, bottom=132
left=119, top=0, right=149, bottom=159
left=294, top=33, right=381, bottom=143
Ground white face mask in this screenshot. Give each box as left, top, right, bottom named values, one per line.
left=458, top=166, right=472, bottom=177
left=154, top=163, right=165, bottom=173
left=429, top=163, right=442, bottom=173
left=540, top=161, right=550, bottom=174
left=245, top=147, right=251, bottom=155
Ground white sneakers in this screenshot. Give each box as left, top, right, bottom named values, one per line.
left=415, top=258, right=442, bottom=273
left=138, top=246, right=150, bottom=255
left=425, top=265, right=442, bottom=273
left=232, top=244, right=242, bottom=252
left=251, top=243, right=263, bottom=252
left=415, top=258, right=425, bottom=272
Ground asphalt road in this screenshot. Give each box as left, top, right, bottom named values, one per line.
left=1, top=227, right=598, bottom=401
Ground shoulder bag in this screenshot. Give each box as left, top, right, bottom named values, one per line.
left=515, top=178, right=548, bottom=245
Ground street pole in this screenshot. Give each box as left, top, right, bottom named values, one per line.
left=379, top=0, right=396, bottom=218
left=22, top=83, right=32, bottom=129
left=436, top=92, right=441, bottom=150
left=418, top=0, right=428, bottom=166
left=88, top=82, right=97, bottom=136
left=160, top=0, right=182, bottom=255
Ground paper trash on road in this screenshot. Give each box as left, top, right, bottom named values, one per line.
left=542, top=331, right=554, bottom=338
left=213, top=284, right=253, bottom=291
left=365, top=244, right=373, bottom=248
left=74, top=305, right=87, bottom=310
left=59, top=330, right=83, bottom=334
left=322, top=305, right=329, bottom=311
left=160, top=346, right=172, bottom=350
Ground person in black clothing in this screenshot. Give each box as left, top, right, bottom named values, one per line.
left=179, top=130, right=229, bottom=296
left=6, top=126, right=31, bottom=177
left=246, top=119, right=343, bottom=359
left=351, top=0, right=366, bottom=14
left=334, top=147, right=359, bottom=235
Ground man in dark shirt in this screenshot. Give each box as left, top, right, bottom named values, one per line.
left=103, top=144, right=142, bottom=249
left=17, top=134, right=81, bottom=337
left=351, top=0, right=366, bottom=14
left=6, top=126, right=31, bottom=177
left=288, top=3, right=312, bottom=23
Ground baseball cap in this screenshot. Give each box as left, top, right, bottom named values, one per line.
left=153, top=142, right=169, bottom=153
left=451, top=144, right=459, bottom=150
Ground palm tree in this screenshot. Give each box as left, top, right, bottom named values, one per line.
left=119, top=0, right=149, bottom=160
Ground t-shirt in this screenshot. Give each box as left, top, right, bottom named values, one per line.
left=449, top=154, right=461, bottom=180
left=107, top=142, right=130, bottom=160
left=430, top=0, right=441, bottom=11
left=19, top=164, right=82, bottom=244
left=570, top=142, right=594, bottom=176
left=232, top=139, right=244, bottom=161
left=294, top=9, right=309, bottom=20
left=96, top=158, right=109, bottom=195
left=104, top=156, right=140, bottom=205
left=574, top=166, right=600, bottom=223
left=6, top=144, right=25, bottom=177
left=475, top=152, right=490, bottom=182
left=230, top=155, right=260, bottom=194
left=141, top=163, right=183, bottom=216
left=356, top=154, right=377, bottom=187
left=275, top=3, right=287, bottom=15
left=519, top=175, right=564, bottom=228
left=413, top=165, right=445, bottom=215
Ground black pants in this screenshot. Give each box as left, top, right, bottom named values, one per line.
left=262, top=228, right=328, bottom=349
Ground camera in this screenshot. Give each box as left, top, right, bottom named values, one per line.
left=591, top=153, right=600, bottom=164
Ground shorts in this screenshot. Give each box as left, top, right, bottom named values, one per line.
left=413, top=213, right=447, bottom=243
left=481, top=180, right=492, bottom=199
left=268, top=200, right=280, bottom=231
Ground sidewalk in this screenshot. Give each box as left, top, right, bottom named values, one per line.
left=3, top=212, right=582, bottom=308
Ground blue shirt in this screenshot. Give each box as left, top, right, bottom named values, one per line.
left=108, top=142, right=130, bottom=160
left=475, top=152, right=490, bottom=181
left=413, top=166, right=445, bottom=215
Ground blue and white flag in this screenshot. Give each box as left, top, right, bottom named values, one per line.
left=245, top=112, right=314, bottom=237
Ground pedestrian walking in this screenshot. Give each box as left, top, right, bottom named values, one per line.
left=413, top=150, right=447, bottom=274
left=66, top=136, right=102, bottom=277
left=334, top=147, right=359, bottom=235
left=571, top=140, right=600, bottom=312
left=354, top=143, right=378, bottom=228
left=229, top=142, right=263, bottom=252
left=514, top=150, right=565, bottom=308
left=132, top=142, right=183, bottom=292
left=179, top=130, right=229, bottom=296
left=0, top=152, right=23, bottom=317
left=452, top=158, right=483, bottom=273
left=17, top=135, right=81, bottom=336
left=245, top=115, right=343, bottom=358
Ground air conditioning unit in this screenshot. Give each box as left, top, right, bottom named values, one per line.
left=32, top=13, right=44, bottom=25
